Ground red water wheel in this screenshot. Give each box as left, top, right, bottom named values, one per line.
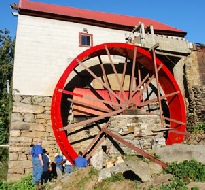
left=51, top=43, right=186, bottom=164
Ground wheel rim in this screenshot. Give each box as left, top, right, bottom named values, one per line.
left=51, top=43, right=186, bottom=162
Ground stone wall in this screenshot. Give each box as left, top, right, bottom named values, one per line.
left=7, top=95, right=60, bottom=182
left=106, top=114, right=164, bottom=155
left=185, top=45, right=205, bottom=130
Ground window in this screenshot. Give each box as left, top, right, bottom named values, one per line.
left=79, top=32, right=93, bottom=47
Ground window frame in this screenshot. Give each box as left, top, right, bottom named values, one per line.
left=79, top=32, right=93, bottom=47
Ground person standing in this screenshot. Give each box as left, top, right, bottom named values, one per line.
left=54, top=153, right=64, bottom=179
left=30, top=139, right=44, bottom=186
left=63, top=155, right=73, bottom=175
left=41, top=149, right=50, bottom=185
left=75, top=151, right=88, bottom=168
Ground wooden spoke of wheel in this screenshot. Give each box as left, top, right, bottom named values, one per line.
left=61, top=89, right=123, bottom=109
left=129, top=72, right=150, bottom=101
left=82, top=123, right=108, bottom=156
left=119, top=58, right=128, bottom=99
left=129, top=46, right=137, bottom=99
left=128, top=72, right=150, bottom=103
left=122, top=105, right=185, bottom=131
left=137, top=60, right=142, bottom=100
left=163, top=116, right=185, bottom=125
left=98, top=55, right=118, bottom=109
left=137, top=62, right=142, bottom=88
left=101, top=127, right=168, bottom=169
left=76, top=59, right=124, bottom=103
left=130, top=64, right=163, bottom=102
left=152, top=48, right=164, bottom=128
left=137, top=91, right=180, bottom=107
left=104, top=45, right=128, bottom=101
left=73, top=68, right=115, bottom=111
left=85, top=135, right=106, bottom=160
left=168, top=130, right=190, bottom=136
left=67, top=97, right=110, bottom=113
left=61, top=107, right=126, bottom=131
left=83, top=131, right=104, bottom=156
left=128, top=70, right=159, bottom=105
left=151, top=128, right=189, bottom=136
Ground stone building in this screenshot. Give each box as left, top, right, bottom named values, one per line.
left=8, top=0, right=205, bottom=181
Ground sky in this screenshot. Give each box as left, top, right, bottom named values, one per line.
left=0, top=0, right=205, bottom=44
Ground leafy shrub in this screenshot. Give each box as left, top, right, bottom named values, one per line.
left=164, top=159, right=205, bottom=182
left=192, top=122, right=205, bottom=134
left=159, top=177, right=188, bottom=190
left=0, top=28, right=15, bottom=168
left=0, top=174, right=35, bottom=190
left=0, top=159, right=8, bottom=180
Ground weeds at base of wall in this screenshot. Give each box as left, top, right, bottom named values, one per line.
left=0, top=159, right=8, bottom=180
left=0, top=174, right=36, bottom=190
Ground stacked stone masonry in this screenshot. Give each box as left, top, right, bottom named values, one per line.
left=185, top=46, right=205, bottom=131
left=8, top=95, right=60, bottom=182
left=107, top=115, right=165, bottom=155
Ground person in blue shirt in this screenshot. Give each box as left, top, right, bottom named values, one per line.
left=54, top=153, right=64, bottom=179
left=75, top=151, right=88, bottom=168
left=30, top=138, right=44, bottom=186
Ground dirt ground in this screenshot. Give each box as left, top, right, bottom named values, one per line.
left=49, top=166, right=138, bottom=190
left=48, top=163, right=205, bottom=190
left=47, top=133, right=205, bottom=190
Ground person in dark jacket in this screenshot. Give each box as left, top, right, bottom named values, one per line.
left=41, top=149, right=50, bottom=185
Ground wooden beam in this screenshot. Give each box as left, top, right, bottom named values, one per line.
left=61, top=107, right=126, bottom=131
left=101, top=128, right=168, bottom=168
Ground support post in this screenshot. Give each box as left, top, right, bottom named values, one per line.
left=151, top=43, right=164, bottom=129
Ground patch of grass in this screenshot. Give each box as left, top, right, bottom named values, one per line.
left=94, top=172, right=125, bottom=190
left=105, top=172, right=124, bottom=183
left=154, top=153, right=160, bottom=159
left=70, top=167, right=99, bottom=189
left=76, top=176, right=90, bottom=189
left=157, top=177, right=188, bottom=190
left=124, top=153, right=140, bottom=162
left=89, top=167, right=98, bottom=176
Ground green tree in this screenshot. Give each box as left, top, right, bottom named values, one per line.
left=0, top=28, right=15, bottom=161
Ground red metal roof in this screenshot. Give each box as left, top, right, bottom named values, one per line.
left=19, top=0, right=185, bottom=35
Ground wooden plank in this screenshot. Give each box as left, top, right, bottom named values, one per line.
left=151, top=128, right=174, bottom=132
left=61, top=107, right=126, bottom=131
left=134, top=134, right=157, bottom=138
